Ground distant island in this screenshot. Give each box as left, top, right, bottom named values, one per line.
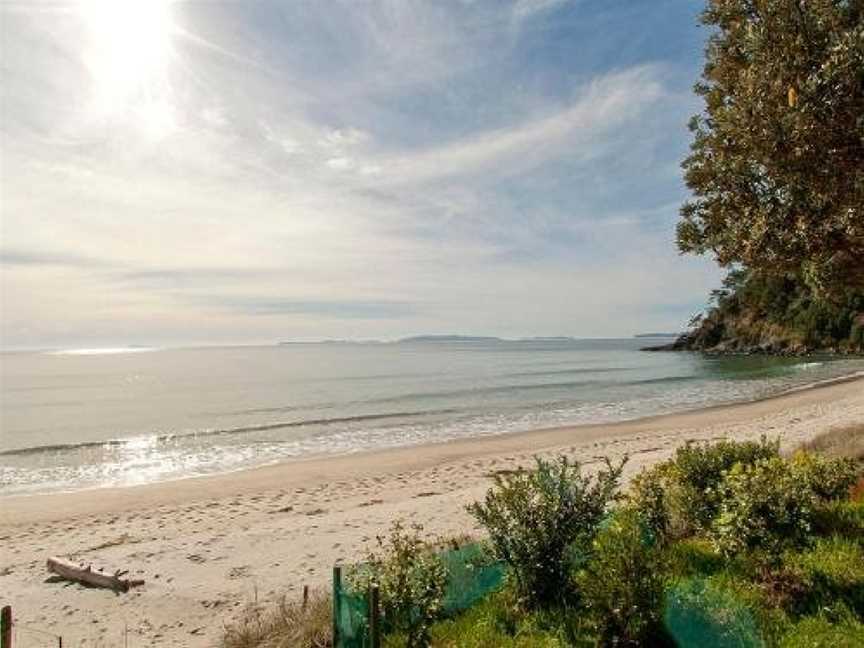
left=279, top=339, right=383, bottom=345
left=397, top=335, right=502, bottom=343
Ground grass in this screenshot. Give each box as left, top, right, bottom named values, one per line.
left=221, top=589, right=331, bottom=648
left=799, top=424, right=864, bottom=462
left=404, top=591, right=584, bottom=648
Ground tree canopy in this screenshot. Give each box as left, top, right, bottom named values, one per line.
left=677, top=0, right=864, bottom=295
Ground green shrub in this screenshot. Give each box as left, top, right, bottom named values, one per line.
left=629, top=466, right=672, bottom=545
left=576, top=509, right=668, bottom=646
left=671, top=437, right=780, bottom=533
left=467, top=455, right=624, bottom=608
left=664, top=539, right=725, bottom=579
left=630, top=437, right=779, bottom=538
left=789, top=451, right=860, bottom=503
left=712, top=458, right=814, bottom=565
left=349, top=521, right=447, bottom=647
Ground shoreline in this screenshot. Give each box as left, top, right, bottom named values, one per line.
left=2, top=375, right=862, bottom=646
left=3, top=372, right=862, bottom=525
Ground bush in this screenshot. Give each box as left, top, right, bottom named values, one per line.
left=576, top=509, right=668, bottom=646
left=789, top=451, right=860, bottom=502
left=664, top=539, right=726, bottom=579
left=349, top=521, right=447, bottom=647
left=629, top=437, right=779, bottom=538
left=670, top=437, right=779, bottom=533
left=629, top=466, right=672, bottom=545
left=467, top=455, right=624, bottom=608
left=712, top=458, right=814, bottom=565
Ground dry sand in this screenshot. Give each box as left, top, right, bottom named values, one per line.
left=1, top=376, right=862, bottom=647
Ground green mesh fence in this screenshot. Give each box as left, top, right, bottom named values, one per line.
left=664, top=578, right=764, bottom=648
left=332, top=542, right=505, bottom=648
left=333, top=566, right=371, bottom=648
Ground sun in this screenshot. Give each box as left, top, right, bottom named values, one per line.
left=80, top=0, right=176, bottom=130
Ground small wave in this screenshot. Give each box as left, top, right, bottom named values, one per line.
left=792, top=361, right=824, bottom=370
left=632, top=375, right=698, bottom=386
left=506, top=367, right=633, bottom=378
left=0, top=409, right=457, bottom=458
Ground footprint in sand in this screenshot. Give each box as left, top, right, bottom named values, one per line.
left=227, top=565, right=250, bottom=579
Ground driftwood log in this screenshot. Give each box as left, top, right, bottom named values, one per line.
left=46, top=557, right=144, bottom=592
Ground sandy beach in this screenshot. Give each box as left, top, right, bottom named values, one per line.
left=2, top=376, right=862, bottom=647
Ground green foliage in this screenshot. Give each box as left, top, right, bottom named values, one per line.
left=711, top=457, right=814, bottom=564
left=810, top=499, right=864, bottom=541
left=630, top=437, right=779, bottom=537
left=467, top=456, right=624, bottom=608
left=787, top=536, right=864, bottom=617
left=789, top=451, right=860, bottom=503
left=778, top=609, right=864, bottom=647
left=684, top=269, right=864, bottom=352
left=417, top=590, right=574, bottom=648
left=677, top=0, right=864, bottom=294
left=628, top=465, right=671, bottom=545
left=575, top=509, right=668, bottom=646
left=852, top=322, right=864, bottom=348
left=349, top=521, right=447, bottom=648
left=664, top=539, right=726, bottom=579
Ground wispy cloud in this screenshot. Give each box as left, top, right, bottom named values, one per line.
left=368, top=65, right=665, bottom=185
left=0, top=249, right=112, bottom=269
left=0, top=0, right=718, bottom=347
left=512, top=0, right=576, bottom=23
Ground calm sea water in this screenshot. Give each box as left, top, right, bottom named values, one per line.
left=1, top=339, right=862, bottom=495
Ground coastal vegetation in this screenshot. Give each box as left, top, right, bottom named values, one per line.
left=221, top=430, right=864, bottom=647
left=666, top=269, right=864, bottom=353
left=672, top=0, right=864, bottom=353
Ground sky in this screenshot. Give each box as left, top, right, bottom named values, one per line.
left=0, top=0, right=723, bottom=348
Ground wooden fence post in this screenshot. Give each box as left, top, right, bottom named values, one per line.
left=1, top=605, right=11, bottom=648
left=368, top=585, right=380, bottom=648
left=332, top=565, right=342, bottom=648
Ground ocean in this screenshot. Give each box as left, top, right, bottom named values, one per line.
left=1, top=338, right=862, bottom=496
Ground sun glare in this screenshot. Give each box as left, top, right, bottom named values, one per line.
left=80, top=0, right=175, bottom=132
